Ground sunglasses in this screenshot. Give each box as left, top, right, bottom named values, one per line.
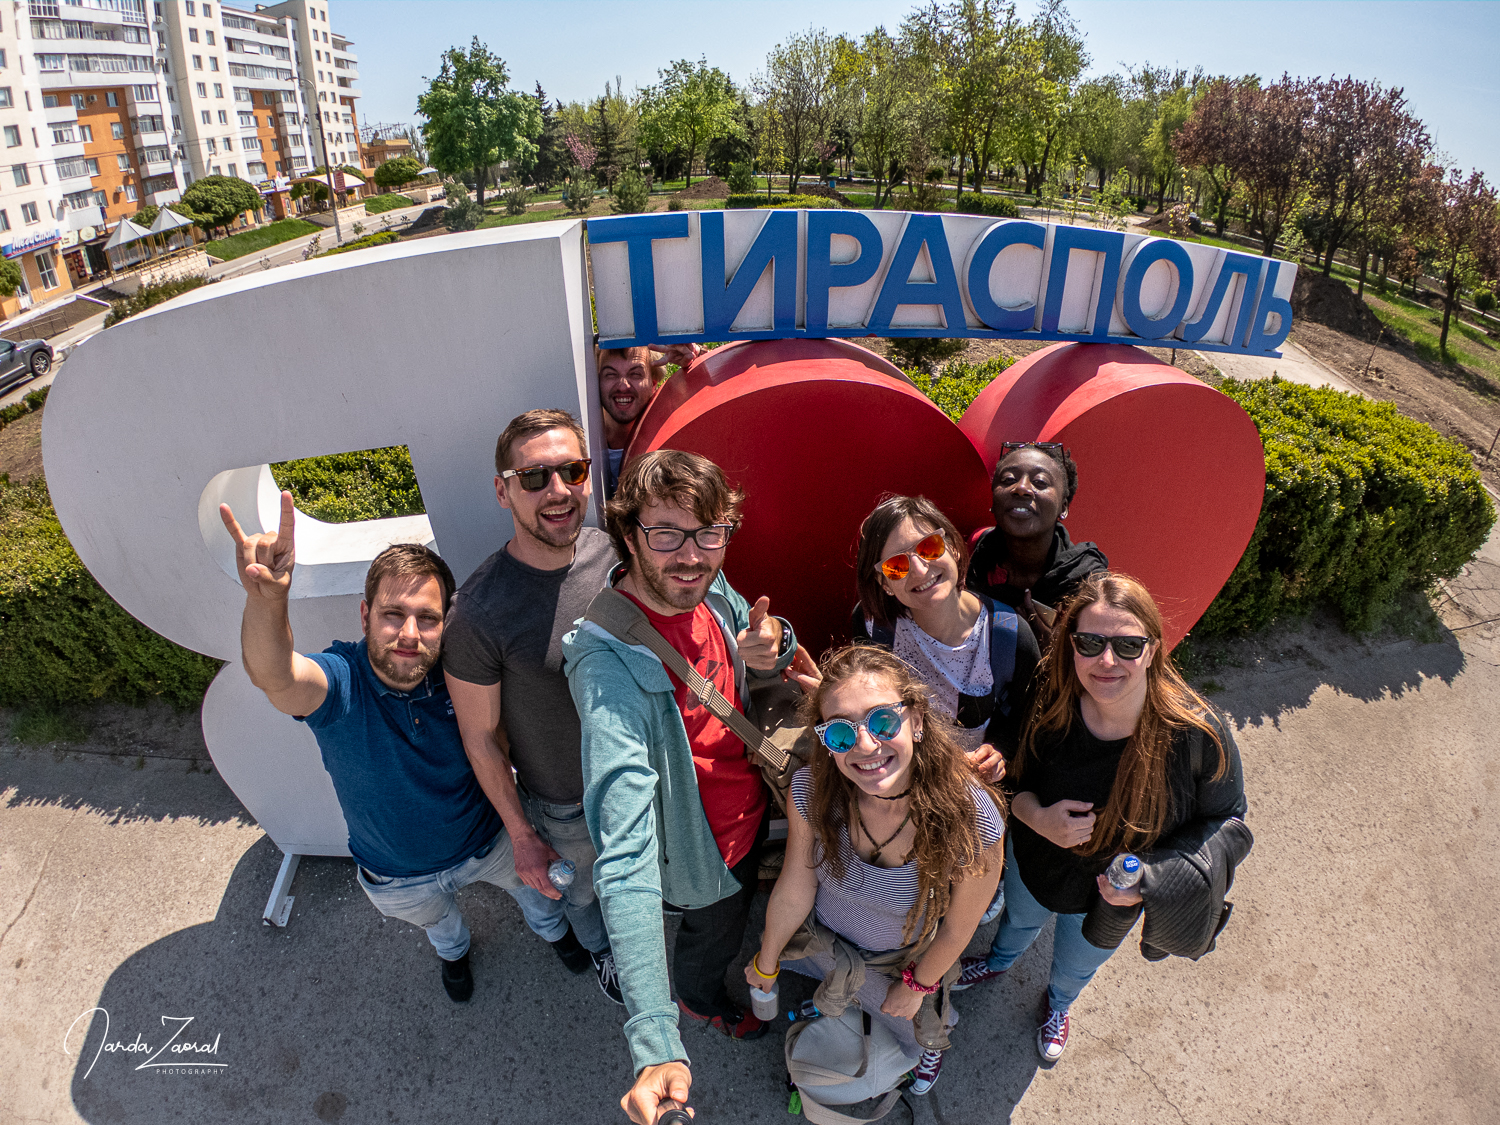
left=636, top=521, right=735, bottom=552
left=814, top=702, right=907, bottom=754
left=1070, top=632, right=1152, bottom=660
left=499, top=459, right=591, bottom=492
left=1001, top=441, right=1065, bottom=457
left=879, top=531, right=949, bottom=581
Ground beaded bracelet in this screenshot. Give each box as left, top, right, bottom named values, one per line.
left=902, top=962, right=940, bottom=995
left=752, top=953, right=780, bottom=981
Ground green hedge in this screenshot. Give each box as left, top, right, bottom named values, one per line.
left=908, top=356, right=1017, bottom=419
left=104, top=276, right=212, bottom=327
left=726, top=194, right=842, bottom=210
left=955, top=192, right=1020, bottom=219
left=0, top=478, right=221, bottom=707
left=270, top=445, right=424, bottom=523
left=363, top=193, right=412, bottom=215
left=315, top=231, right=400, bottom=257
left=1196, top=377, right=1495, bottom=634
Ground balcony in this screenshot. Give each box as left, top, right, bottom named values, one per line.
left=139, top=157, right=173, bottom=177
left=144, top=185, right=181, bottom=206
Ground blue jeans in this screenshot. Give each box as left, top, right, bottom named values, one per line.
left=355, top=829, right=526, bottom=961
left=986, top=836, right=1118, bottom=1012
left=508, top=788, right=608, bottom=954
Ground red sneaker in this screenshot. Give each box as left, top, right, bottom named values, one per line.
left=677, top=999, right=770, bottom=1040
left=1036, top=1006, right=1070, bottom=1062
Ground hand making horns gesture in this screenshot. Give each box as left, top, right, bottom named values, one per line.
left=219, top=490, right=298, bottom=601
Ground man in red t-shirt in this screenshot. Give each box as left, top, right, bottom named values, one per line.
left=566, top=449, right=805, bottom=1125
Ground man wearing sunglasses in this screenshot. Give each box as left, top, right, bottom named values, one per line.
left=563, top=449, right=799, bottom=1125
left=442, top=409, right=624, bottom=1004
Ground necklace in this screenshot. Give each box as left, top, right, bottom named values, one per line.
left=870, top=788, right=911, bottom=801
left=852, top=797, right=912, bottom=865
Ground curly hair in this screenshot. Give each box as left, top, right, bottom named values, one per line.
left=799, top=644, right=1003, bottom=945
left=1016, top=571, right=1226, bottom=858
left=603, top=449, right=745, bottom=565
left=991, top=442, right=1080, bottom=510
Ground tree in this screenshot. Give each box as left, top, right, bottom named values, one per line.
left=1174, top=76, right=1257, bottom=235
left=759, top=29, right=842, bottom=194
left=1009, top=0, right=1088, bottom=194
left=180, top=174, right=262, bottom=235
left=524, top=84, right=566, bottom=189
left=417, top=37, right=541, bottom=208
left=1241, top=75, right=1315, bottom=256
left=0, top=259, right=21, bottom=299
left=1144, top=85, right=1194, bottom=212
left=1409, top=166, right=1500, bottom=355
left=1071, top=75, right=1127, bottom=194
left=839, top=28, right=911, bottom=208
left=373, top=154, right=424, bottom=192
left=639, top=57, right=738, bottom=189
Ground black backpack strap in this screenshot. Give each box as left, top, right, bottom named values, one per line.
left=982, top=594, right=1019, bottom=715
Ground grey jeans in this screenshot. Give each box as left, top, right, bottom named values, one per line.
left=511, top=786, right=609, bottom=954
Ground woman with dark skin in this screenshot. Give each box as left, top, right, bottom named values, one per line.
left=966, top=443, right=1108, bottom=641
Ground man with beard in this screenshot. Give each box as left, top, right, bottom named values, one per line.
left=220, top=498, right=524, bottom=1003
left=597, top=344, right=702, bottom=499
left=442, top=409, right=623, bottom=1004
left=563, top=449, right=799, bottom=1124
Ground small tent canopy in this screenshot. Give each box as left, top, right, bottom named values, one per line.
left=337, top=171, right=366, bottom=187
left=417, top=166, right=437, bottom=175
left=149, top=208, right=194, bottom=234
left=103, top=217, right=151, bottom=250
left=103, top=216, right=154, bottom=271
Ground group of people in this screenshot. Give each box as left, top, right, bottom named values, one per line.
left=219, top=342, right=1247, bottom=1123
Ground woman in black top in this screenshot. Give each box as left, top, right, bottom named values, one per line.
left=966, top=442, right=1108, bottom=642
left=949, top=572, right=1246, bottom=1066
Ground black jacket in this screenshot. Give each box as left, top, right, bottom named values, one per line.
left=966, top=523, right=1109, bottom=611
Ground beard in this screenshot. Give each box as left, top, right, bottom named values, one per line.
left=634, top=545, right=722, bottom=612
left=368, top=635, right=440, bottom=691
left=513, top=494, right=585, bottom=550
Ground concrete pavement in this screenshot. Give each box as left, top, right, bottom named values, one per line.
left=3, top=570, right=1497, bottom=1123
left=1201, top=338, right=1360, bottom=395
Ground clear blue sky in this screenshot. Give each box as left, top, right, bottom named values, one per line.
left=341, top=0, right=1499, bottom=179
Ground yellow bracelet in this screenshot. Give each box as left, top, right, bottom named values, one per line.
left=752, top=953, right=780, bottom=980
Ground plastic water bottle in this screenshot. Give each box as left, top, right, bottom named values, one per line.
left=750, top=979, right=779, bottom=1021
left=1106, top=853, right=1142, bottom=891
left=655, top=1101, right=692, bottom=1125
left=548, top=858, right=576, bottom=890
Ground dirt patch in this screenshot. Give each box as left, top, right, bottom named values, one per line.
left=1291, top=269, right=1384, bottom=338
left=0, top=408, right=44, bottom=483
left=1, top=698, right=210, bottom=760
left=855, top=335, right=1219, bottom=381
left=674, top=176, right=729, bottom=200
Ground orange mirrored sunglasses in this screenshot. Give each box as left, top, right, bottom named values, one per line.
left=879, top=531, right=949, bottom=581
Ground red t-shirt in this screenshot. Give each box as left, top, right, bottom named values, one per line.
left=623, top=593, right=767, bottom=868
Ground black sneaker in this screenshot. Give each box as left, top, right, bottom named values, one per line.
left=440, top=951, right=473, bottom=1003
left=549, top=925, right=592, bottom=974
left=592, top=947, right=624, bottom=1005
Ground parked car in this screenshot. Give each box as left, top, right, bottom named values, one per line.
left=0, top=337, right=53, bottom=391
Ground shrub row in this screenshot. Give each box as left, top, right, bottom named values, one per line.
left=0, top=478, right=221, bottom=708
left=726, top=194, right=842, bottom=210
left=270, top=445, right=425, bottom=523
left=363, top=193, right=412, bottom=215
left=0, top=384, right=48, bottom=430
left=315, top=231, right=400, bottom=257
left=104, top=276, right=212, bottom=327
left=1197, top=377, right=1494, bottom=634
left=954, top=193, right=1021, bottom=219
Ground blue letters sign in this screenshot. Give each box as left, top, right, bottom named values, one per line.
left=589, top=210, right=1295, bottom=357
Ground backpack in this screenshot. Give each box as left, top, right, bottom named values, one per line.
left=784, top=1007, right=913, bottom=1125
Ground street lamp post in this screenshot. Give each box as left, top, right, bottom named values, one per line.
left=298, top=78, right=341, bottom=245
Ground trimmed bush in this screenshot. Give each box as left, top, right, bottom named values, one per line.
left=270, top=445, right=424, bottom=524
left=909, top=356, right=1017, bottom=419
left=315, top=231, right=400, bottom=257
left=364, top=193, right=412, bottom=215
left=1197, top=377, right=1495, bottom=634
left=0, top=478, right=221, bottom=708
left=612, top=169, right=650, bottom=215
left=726, top=193, right=841, bottom=210
left=726, top=162, right=755, bottom=194
left=104, top=276, right=212, bottom=327
left=955, top=192, right=1020, bottom=219
left=888, top=336, right=968, bottom=375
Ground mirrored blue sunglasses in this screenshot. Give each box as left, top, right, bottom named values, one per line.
left=814, top=702, right=907, bottom=754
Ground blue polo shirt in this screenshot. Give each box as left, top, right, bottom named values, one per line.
left=296, top=639, right=501, bottom=878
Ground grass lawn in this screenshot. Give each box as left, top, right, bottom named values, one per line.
left=476, top=206, right=596, bottom=230
left=363, top=193, right=412, bottom=215
left=1354, top=280, right=1500, bottom=388
left=204, top=218, right=321, bottom=260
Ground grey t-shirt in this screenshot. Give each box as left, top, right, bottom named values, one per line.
left=442, top=527, right=618, bottom=803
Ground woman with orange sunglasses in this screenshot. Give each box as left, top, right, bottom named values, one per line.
left=851, top=495, right=1039, bottom=783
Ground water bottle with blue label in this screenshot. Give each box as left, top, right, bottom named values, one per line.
left=1106, top=853, right=1142, bottom=891
left=548, top=859, right=575, bottom=890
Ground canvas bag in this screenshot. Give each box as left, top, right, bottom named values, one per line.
left=784, top=1007, right=912, bottom=1125
left=582, top=586, right=812, bottom=813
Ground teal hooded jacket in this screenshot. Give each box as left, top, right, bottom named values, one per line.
left=562, top=569, right=796, bottom=1074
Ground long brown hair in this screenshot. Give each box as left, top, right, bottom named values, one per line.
left=1016, top=572, right=1226, bottom=858
left=800, top=645, right=1002, bottom=944
left=854, top=495, right=971, bottom=630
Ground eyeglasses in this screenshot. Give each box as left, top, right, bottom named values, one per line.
left=1000, top=441, right=1065, bottom=457
left=499, top=459, right=591, bottom=492
left=879, top=531, right=949, bottom=581
left=1070, top=632, right=1152, bottom=660
left=814, top=702, right=907, bottom=753
left=636, top=521, right=735, bottom=552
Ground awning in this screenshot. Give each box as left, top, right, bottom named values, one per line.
left=103, top=218, right=152, bottom=250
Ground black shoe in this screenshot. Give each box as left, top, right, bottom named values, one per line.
left=592, top=947, right=624, bottom=1005
left=441, top=951, right=473, bottom=1003
left=549, top=925, right=592, bottom=974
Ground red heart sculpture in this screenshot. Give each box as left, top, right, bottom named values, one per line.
left=628, top=339, right=1264, bottom=653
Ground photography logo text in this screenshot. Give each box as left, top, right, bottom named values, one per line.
left=64, top=1008, right=228, bottom=1078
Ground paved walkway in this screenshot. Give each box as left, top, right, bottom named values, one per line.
left=1200, top=338, right=1360, bottom=394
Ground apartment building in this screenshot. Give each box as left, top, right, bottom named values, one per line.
left=259, top=0, right=360, bottom=172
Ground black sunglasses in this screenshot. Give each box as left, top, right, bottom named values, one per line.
left=1001, top=441, right=1066, bottom=457
left=1070, top=632, right=1152, bottom=660
left=499, top=459, right=591, bottom=492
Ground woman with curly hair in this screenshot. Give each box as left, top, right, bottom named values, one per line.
left=951, top=572, right=1247, bottom=1066
left=744, top=645, right=1005, bottom=1096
